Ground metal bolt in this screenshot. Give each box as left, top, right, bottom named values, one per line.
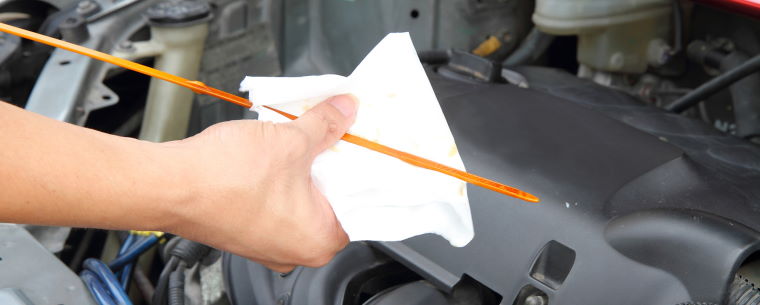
left=118, top=40, right=135, bottom=52
left=524, top=295, right=548, bottom=305
left=276, top=293, right=290, bottom=305
left=78, top=1, right=93, bottom=8
left=76, top=0, right=99, bottom=17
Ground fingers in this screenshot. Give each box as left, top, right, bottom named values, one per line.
left=291, top=95, right=357, bottom=155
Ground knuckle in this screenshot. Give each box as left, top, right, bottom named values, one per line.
left=312, top=105, right=340, bottom=131
left=301, top=251, right=334, bottom=268
left=296, top=245, right=337, bottom=267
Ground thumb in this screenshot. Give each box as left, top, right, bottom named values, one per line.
left=291, top=94, right=358, bottom=155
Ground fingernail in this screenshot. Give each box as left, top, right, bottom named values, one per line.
left=327, top=95, right=357, bottom=117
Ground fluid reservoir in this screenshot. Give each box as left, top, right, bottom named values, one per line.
left=533, top=0, right=672, bottom=73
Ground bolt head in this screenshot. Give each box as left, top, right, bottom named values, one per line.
left=524, top=295, right=547, bottom=305
left=118, top=40, right=135, bottom=52
left=76, top=0, right=99, bottom=16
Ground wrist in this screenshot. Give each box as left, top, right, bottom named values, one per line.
left=134, top=139, right=203, bottom=233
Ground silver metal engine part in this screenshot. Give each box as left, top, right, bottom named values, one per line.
left=0, top=224, right=97, bottom=305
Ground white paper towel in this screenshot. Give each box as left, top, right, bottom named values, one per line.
left=239, top=33, right=474, bottom=247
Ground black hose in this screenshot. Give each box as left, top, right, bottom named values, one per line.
left=169, top=239, right=211, bottom=266
left=670, top=0, right=684, bottom=55
left=418, top=50, right=449, bottom=65
left=153, top=256, right=178, bottom=305
left=68, top=229, right=96, bottom=271
left=161, top=236, right=182, bottom=262
left=133, top=268, right=155, bottom=305
left=153, top=239, right=211, bottom=305
left=502, top=27, right=555, bottom=67
left=665, top=47, right=760, bottom=113
left=167, top=264, right=186, bottom=305
left=719, top=51, right=760, bottom=138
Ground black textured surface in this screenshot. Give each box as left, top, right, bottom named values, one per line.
left=225, top=67, right=760, bottom=305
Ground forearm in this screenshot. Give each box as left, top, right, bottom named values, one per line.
left=0, top=102, right=194, bottom=231
left=0, top=96, right=355, bottom=271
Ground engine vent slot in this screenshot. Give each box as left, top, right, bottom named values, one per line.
left=530, top=240, right=576, bottom=290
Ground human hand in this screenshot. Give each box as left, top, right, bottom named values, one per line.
left=160, top=95, right=357, bottom=272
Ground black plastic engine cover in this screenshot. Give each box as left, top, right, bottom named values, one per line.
left=224, top=67, right=760, bottom=305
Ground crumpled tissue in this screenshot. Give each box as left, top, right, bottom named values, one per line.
left=239, top=33, right=473, bottom=247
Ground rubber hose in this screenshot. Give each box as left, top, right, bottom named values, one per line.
left=418, top=50, right=449, bottom=65
left=719, top=52, right=760, bottom=138
left=153, top=256, right=179, bottom=305
left=69, top=229, right=96, bottom=270
left=168, top=264, right=186, bottom=305
left=680, top=40, right=760, bottom=137
left=161, top=236, right=182, bottom=262
left=665, top=42, right=760, bottom=113
left=503, top=27, right=555, bottom=67
left=670, top=0, right=683, bottom=55
left=133, top=268, right=155, bottom=303
left=169, top=239, right=211, bottom=266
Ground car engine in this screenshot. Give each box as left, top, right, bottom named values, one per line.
left=0, top=0, right=759, bottom=305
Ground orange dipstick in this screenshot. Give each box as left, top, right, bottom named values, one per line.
left=0, top=22, right=539, bottom=203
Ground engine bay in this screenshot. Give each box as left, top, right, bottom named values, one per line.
left=0, top=0, right=759, bottom=305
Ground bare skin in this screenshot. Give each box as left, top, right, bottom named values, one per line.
left=0, top=95, right=357, bottom=272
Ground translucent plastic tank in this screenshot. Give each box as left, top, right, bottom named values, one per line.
left=533, top=0, right=672, bottom=73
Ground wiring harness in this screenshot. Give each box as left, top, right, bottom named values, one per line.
left=153, top=238, right=212, bottom=305
left=79, top=232, right=161, bottom=305
left=79, top=232, right=212, bottom=305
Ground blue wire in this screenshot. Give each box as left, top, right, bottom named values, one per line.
left=108, top=235, right=158, bottom=270
left=83, top=258, right=134, bottom=305
left=119, top=235, right=136, bottom=289
left=120, top=262, right=134, bottom=290
left=81, top=233, right=159, bottom=304
left=81, top=270, right=117, bottom=305
left=115, top=234, right=136, bottom=278
left=118, top=234, right=136, bottom=255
